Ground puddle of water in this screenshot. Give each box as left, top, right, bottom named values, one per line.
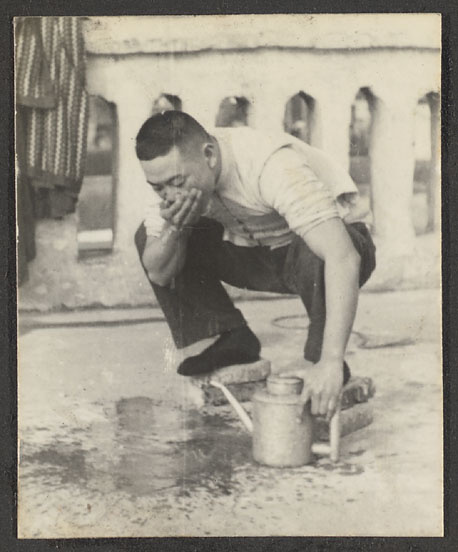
left=113, top=397, right=252, bottom=496
left=20, top=396, right=368, bottom=503
left=20, top=397, right=252, bottom=498
left=21, top=447, right=88, bottom=485
left=317, top=460, right=365, bottom=476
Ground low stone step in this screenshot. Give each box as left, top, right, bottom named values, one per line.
left=341, top=376, right=376, bottom=410
left=192, top=358, right=271, bottom=387
left=187, top=363, right=374, bottom=411
left=202, top=380, right=266, bottom=407
left=185, top=359, right=271, bottom=407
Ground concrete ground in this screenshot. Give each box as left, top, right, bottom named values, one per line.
left=17, top=288, right=443, bottom=537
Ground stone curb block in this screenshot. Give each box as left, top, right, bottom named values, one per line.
left=341, top=376, right=376, bottom=410
left=315, top=402, right=374, bottom=441
left=187, top=359, right=271, bottom=406
left=187, top=362, right=375, bottom=412
left=191, top=359, right=271, bottom=387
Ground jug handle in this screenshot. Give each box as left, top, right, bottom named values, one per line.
left=210, top=380, right=253, bottom=433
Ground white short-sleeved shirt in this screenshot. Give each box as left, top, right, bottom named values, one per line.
left=143, top=127, right=364, bottom=248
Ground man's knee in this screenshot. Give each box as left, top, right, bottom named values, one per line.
left=282, top=236, right=323, bottom=294
left=284, top=224, right=376, bottom=292
left=347, top=223, right=376, bottom=287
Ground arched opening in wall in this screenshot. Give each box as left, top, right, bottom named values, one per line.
left=349, top=87, right=375, bottom=216
left=215, top=96, right=250, bottom=127
left=152, top=93, right=182, bottom=115
left=413, top=92, right=440, bottom=234
left=283, top=92, right=315, bottom=143
left=77, top=96, right=117, bottom=258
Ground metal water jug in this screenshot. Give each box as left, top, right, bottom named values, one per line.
left=210, top=374, right=340, bottom=467
left=252, top=375, right=314, bottom=467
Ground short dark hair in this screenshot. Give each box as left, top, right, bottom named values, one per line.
left=136, top=111, right=210, bottom=161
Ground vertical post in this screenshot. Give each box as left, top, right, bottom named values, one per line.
left=315, top=91, right=353, bottom=172
left=370, top=94, right=417, bottom=257
left=113, top=91, right=153, bottom=252
left=250, top=89, right=287, bottom=133
left=183, top=90, right=225, bottom=131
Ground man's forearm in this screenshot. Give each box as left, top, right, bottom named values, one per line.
left=320, top=251, right=361, bottom=363
left=142, top=224, right=191, bottom=286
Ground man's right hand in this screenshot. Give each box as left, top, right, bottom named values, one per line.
left=160, top=188, right=203, bottom=231
left=143, top=189, right=202, bottom=286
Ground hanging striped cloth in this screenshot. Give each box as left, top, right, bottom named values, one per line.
left=16, top=17, right=89, bottom=217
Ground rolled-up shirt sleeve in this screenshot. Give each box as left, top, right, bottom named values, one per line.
left=258, top=147, right=340, bottom=240
left=144, top=188, right=166, bottom=238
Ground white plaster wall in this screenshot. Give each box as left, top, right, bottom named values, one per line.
left=89, top=49, right=438, bottom=205
left=83, top=14, right=441, bottom=54
left=85, top=47, right=440, bottom=245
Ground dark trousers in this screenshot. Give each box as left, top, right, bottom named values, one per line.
left=134, top=218, right=376, bottom=362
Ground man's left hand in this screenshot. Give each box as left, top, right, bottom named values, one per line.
left=286, top=359, right=343, bottom=422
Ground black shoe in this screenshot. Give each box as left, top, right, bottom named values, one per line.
left=177, top=326, right=261, bottom=377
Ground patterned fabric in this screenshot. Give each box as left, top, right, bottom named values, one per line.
left=15, top=17, right=89, bottom=217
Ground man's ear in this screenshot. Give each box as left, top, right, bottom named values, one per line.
left=203, top=142, right=217, bottom=169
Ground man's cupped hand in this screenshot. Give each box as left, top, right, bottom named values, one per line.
left=159, top=188, right=203, bottom=230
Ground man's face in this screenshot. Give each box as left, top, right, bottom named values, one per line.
left=140, top=143, right=217, bottom=210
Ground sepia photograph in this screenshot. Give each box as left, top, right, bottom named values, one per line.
left=15, top=13, right=442, bottom=538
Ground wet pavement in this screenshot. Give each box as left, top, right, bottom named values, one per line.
left=17, top=289, right=443, bottom=537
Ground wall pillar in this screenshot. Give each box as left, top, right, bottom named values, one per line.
left=426, top=92, right=440, bottom=232
left=182, top=88, right=225, bottom=131
left=370, top=94, right=417, bottom=258
left=112, top=89, right=153, bottom=252
left=250, top=88, right=287, bottom=133
left=315, top=91, right=354, bottom=172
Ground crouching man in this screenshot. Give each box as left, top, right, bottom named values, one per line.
left=134, top=111, right=376, bottom=421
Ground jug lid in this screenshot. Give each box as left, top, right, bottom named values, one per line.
left=266, top=375, right=303, bottom=396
